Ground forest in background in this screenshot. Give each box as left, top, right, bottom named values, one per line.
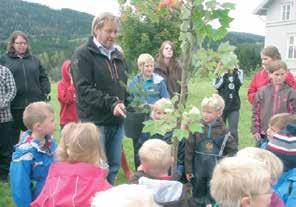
left=0, top=0, right=264, bottom=81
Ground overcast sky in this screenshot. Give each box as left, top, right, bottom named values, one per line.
left=24, top=0, right=266, bottom=36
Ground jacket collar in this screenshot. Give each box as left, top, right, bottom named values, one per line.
left=87, top=36, right=123, bottom=61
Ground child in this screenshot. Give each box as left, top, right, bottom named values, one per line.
left=237, top=147, right=284, bottom=207
left=210, top=156, right=272, bottom=207
left=266, top=119, right=296, bottom=172
left=57, top=60, right=78, bottom=129
left=251, top=60, right=296, bottom=147
left=213, top=68, right=243, bottom=145
left=128, top=53, right=170, bottom=106
left=31, top=122, right=111, bottom=207
left=130, top=139, right=195, bottom=206
left=128, top=54, right=169, bottom=170
left=0, top=65, right=16, bottom=182
left=10, top=102, right=56, bottom=207
left=247, top=46, right=296, bottom=104
left=185, top=94, right=237, bottom=206
left=136, top=98, right=185, bottom=179
left=92, top=184, right=160, bottom=207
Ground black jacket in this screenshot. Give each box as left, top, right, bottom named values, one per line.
left=71, top=37, right=128, bottom=125
left=0, top=52, right=50, bottom=109
left=213, top=68, right=243, bottom=111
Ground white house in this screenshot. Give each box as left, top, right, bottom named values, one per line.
left=254, top=0, right=296, bottom=71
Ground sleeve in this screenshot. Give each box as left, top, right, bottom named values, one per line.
left=288, top=89, right=296, bottom=114
left=71, top=51, right=118, bottom=112
left=159, top=80, right=170, bottom=99
left=251, top=91, right=262, bottom=134
left=0, top=67, right=16, bottom=109
left=213, top=75, right=224, bottom=90
left=185, top=133, right=197, bottom=174
left=10, top=151, right=33, bottom=207
left=237, top=69, right=244, bottom=85
left=57, top=82, right=75, bottom=104
left=223, top=133, right=237, bottom=156
left=286, top=71, right=296, bottom=90
left=37, top=58, right=51, bottom=95
left=247, top=73, right=258, bottom=104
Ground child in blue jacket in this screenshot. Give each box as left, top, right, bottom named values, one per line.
left=10, top=102, right=56, bottom=207
left=128, top=53, right=169, bottom=106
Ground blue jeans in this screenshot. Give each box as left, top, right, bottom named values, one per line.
left=97, top=124, right=124, bottom=185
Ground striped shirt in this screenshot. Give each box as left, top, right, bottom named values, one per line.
left=0, top=64, right=16, bottom=123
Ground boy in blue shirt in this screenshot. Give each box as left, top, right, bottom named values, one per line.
left=10, top=101, right=57, bottom=207
left=128, top=53, right=169, bottom=106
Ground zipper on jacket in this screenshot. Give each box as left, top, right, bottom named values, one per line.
left=22, top=60, right=29, bottom=106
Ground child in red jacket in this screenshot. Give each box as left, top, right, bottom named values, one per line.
left=57, top=60, right=78, bottom=129
left=248, top=46, right=296, bottom=104
left=31, top=122, right=111, bottom=207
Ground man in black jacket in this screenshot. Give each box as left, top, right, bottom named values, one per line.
left=71, top=12, right=128, bottom=184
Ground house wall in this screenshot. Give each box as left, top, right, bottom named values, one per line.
left=264, top=0, right=296, bottom=71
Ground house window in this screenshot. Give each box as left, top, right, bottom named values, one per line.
left=288, top=35, right=296, bottom=59
left=282, top=3, right=291, bottom=21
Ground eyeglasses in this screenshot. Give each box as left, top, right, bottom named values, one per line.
left=14, top=42, right=27, bottom=46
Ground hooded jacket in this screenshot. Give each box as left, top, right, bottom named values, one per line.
left=71, top=37, right=128, bottom=126
left=0, top=51, right=50, bottom=109
left=185, top=117, right=237, bottom=174
left=247, top=68, right=296, bottom=104
left=130, top=171, right=196, bottom=207
left=10, top=131, right=56, bottom=207
left=57, top=60, right=78, bottom=125
left=251, top=83, right=296, bottom=135
left=31, top=161, right=111, bottom=207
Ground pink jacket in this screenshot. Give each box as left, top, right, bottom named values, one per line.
left=31, top=161, right=111, bottom=207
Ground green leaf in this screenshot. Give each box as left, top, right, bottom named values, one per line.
left=173, top=129, right=189, bottom=141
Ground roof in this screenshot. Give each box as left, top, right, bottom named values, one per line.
left=253, top=0, right=274, bottom=15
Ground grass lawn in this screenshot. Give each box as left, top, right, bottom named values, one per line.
left=0, top=77, right=255, bottom=206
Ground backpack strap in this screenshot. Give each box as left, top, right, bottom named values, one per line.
left=218, top=132, right=231, bottom=157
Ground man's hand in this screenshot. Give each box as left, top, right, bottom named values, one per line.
left=113, top=102, right=126, bottom=118
left=186, top=173, right=193, bottom=181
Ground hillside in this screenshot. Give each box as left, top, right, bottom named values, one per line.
left=0, top=0, right=93, bottom=54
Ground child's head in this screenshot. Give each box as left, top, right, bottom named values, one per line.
left=267, top=60, right=288, bottom=85
left=139, top=139, right=173, bottom=177
left=211, top=156, right=272, bottom=207
left=237, top=147, right=283, bottom=183
left=57, top=122, right=106, bottom=166
left=201, top=94, right=224, bottom=123
left=267, top=113, right=293, bottom=139
left=137, top=53, right=155, bottom=78
left=91, top=184, right=160, bottom=207
left=261, top=46, right=281, bottom=69
left=150, top=98, right=172, bottom=120
left=23, top=101, right=55, bottom=136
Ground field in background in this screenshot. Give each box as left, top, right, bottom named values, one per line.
left=0, top=77, right=255, bottom=206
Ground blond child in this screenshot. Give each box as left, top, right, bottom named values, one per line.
left=266, top=113, right=296, bottom=140
left=10, top=102, right=56, bottom=207
left=92, top=184, right=160, bottom=207
left=130, top=139, right=195, bottom=206
left=31, top=122, right=111, bottom=207
left=237, top=147, right=284, bottom=207
left=185, top=94, right=237, bottom=206
left=251, top=60, right=296, bottom=147
left=128, top=53, right=169, bottom=106
left=210, top=156, right=272, bottom=207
